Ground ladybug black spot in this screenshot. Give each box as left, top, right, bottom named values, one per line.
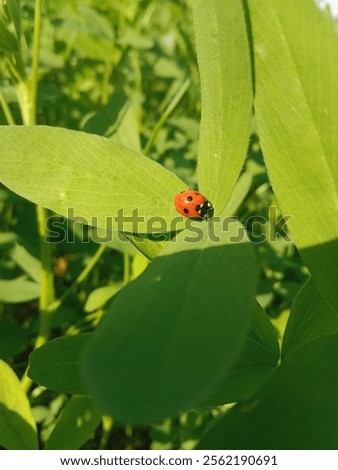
left=186, top=196, right=193, bottom=202
left=195, top=204, right=201, bottom=212
left=183, top=208, right=189, bottom=214
left=195, top=192, right=200, bottom=195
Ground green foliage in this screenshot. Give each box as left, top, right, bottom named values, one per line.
left=248, top=0, right=338, bottom=310
left=0, top=276, right=40, bottom=302
left=282, top=277, right=338, bottom=358
left=0, top=360, right=38, bottom=449
left=0, top=321, right=27, bottom=358
left=201, top=300, right=279, bottom=406
left=0, top=126, right=186, bottom=234
left=198, top=334, right=338, bottom=450
left=83, top=221, right=256, bottom=423
left=44, top=396, right=102, bottom=450
left=0, top=0, right=337, bottom=451
left=28, top=334, right=91, bottom=395
left=193, top=0, right=253, bottom=215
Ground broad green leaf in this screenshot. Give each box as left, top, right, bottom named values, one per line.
left=0, top=322, right=27, bottom=358
left=0, top=276, right=40, bottom=303
left=28, top=334, right=91, bottom=395
left=45, top=396, right=102, bottom=450
left=201, top=301, right=279, bottom=406
left=83, top=220, right=257, bottom=424
left=198, top=334, right=338, bottom=450
left=0, top=126, right=187, bottom=234
left=0, top=360, right=38, bottom=449
left=193, top=0, right=252, bottom=214
left=282, top=277, right=338, bottom=359
left=84, top=284, right=122, bottom=313
left=249, top=0, right=338, bottom=309
left=274, top=0, right=338, bottom=188
left=10, top=244, right=41, bottom=283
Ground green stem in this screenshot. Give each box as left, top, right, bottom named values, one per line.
left=21, top=0, right=52, bottom=393
left=35, top=207, right=55, bottom=348
left=29, top=0, right=43, bottom=125
left=21, top=206, right=54, bottom=392
left=0, top=89, right=16, bottom=125
left=143, top=77, right=190, bottom=156
left=30, top=0, right=54, bottom=348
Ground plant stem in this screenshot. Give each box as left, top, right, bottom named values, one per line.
left=143, top=77, right=190, bottom=156
left=29, top=0, right=43, bottom=125
left=29, top=0, right=55, bottom=349
left=31, top=0, right=54, bottom=353
left=35, top=207, right=55, bottom=348
left=21, top=207, right=54, bottom=392
left=0, top=89, right=16, bottom=125
left=21, top=0, right=53, bottom=393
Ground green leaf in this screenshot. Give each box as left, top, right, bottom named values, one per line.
left=198, top=334, right=338, bottom=450
left=90, top=228, right=140, bottom=256
left=127, top=234, right=170, bottom=261
left=0, top=17, right=18, bottom=53
left=0, top=231, right=17, bottom=246
left=45, top=396, right=102, bottom=450
left=131, top=253, right=149, bottom=280
left=201, top=300, right=279, bottom=406
left=282, top=277, right=338, bottom=359
left=273, top=0, right=338, bottom=188
left=83, top=220, right=257, bottom=424
left=0, top=360, right=38, bottom=449
left=84, top=284, right=122, bottom=313
left=193, top=0, right=252, bottom=214
left=221, top=172, right=253, bottom=217
left=0, top=126, right=186, bottom=234
left=28, top=334, right=91, bottom=395
left=4, top=0, right=21, bottom=39
left=73, top=33, right=115, bottom=61
left=0, top=276, right=40, bottom=303
left=10, top=243, right=41, bottom=283
left=83, top=93, right=141, bottom=152
left=0, top=322, right=27, bottom=358
left=249, top=0, right=338, bottom=309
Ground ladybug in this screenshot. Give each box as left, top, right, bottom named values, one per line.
left=174, top=190, right=214, bottom=220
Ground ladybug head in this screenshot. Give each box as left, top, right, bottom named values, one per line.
left=199, top=200, right=214, bottom=219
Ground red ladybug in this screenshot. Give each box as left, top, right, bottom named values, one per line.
left=174, top=190, right=214, bottom=219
